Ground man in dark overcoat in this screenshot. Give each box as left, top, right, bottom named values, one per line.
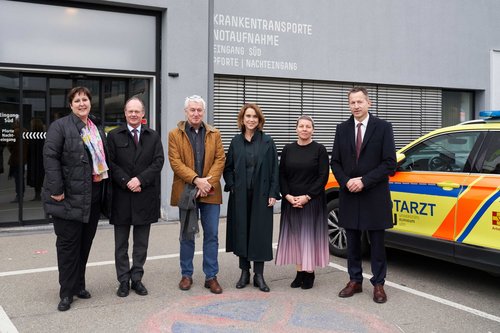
left=330, top=86, right=396, bottom=304
left=107, top=97, right=164, bottom=297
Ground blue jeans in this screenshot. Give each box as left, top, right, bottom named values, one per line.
left=180, top=202, right=220, bottom=280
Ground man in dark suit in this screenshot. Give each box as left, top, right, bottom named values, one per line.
left=330, top=86, right=396, bottom=303
left=107, top=97, right=164, bottom=297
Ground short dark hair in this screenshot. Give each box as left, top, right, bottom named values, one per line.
left=348, top=86, right=370, bottom=100
left=68, top=86, right=92, bottom=105
left=237, top=103, right=265, bottom=132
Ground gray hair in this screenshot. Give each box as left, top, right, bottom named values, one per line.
left=184, top=95, right=206, bottom=110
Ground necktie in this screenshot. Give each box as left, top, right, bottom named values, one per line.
left=356, top=123, right=362, bottom=160
left=132, top=129, right=139, bottom=146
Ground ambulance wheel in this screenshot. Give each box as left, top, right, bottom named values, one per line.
left=327, top=198, right=369, bottom=258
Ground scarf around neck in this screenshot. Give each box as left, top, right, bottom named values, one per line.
left=80, top=118, right=109, bottom=182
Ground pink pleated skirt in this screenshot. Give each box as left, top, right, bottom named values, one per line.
left=275, top=196, right=329, bottom=271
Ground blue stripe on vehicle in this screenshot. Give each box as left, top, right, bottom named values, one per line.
left=389, top=183, right=462, bottom=198
left=456, top=190, right=500, bottom=242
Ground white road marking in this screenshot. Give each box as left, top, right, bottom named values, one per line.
left=0, top=251, right=209, bottom=277
left=328, top=262, right=500, bottom=324
left=0, top=306, right=19, bottom=333
left=1, top=247, right=499, bottom=325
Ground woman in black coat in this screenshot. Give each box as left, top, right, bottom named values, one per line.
left=223, top=103, right=280, bottom=292
left=43, top=86, right=109, bottom=312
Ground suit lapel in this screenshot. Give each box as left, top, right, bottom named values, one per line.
left=347, top=117, right=356, bottom=155
left=361, top=115, right=377, bottom=153
left=255, top=132, right=269, bottom=174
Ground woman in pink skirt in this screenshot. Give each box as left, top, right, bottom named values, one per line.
left=276, top=115, right=330, bottom=289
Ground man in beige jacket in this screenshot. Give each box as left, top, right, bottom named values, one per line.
left=168, top=95, right=226, bottom=294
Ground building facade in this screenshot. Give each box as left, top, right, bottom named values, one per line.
left=1, top=0, right=499, bottom=225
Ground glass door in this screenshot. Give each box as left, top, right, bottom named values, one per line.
left=21, top=75, right=47, bottom=222
left=0, top=71, right=153, bottom=226
left=0, top=71, right=22, bottom=224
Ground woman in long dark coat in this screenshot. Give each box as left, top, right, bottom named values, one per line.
left=223, top=103, right=280, bottom=292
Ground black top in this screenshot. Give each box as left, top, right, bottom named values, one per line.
left=243, top=130, right=261, bottom=190
left=186, top=122, right=205, bottom=176
left=279, top=141, right=329, bottom=198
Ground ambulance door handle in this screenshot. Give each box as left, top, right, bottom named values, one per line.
left=437, top=182, right=460, bottom=191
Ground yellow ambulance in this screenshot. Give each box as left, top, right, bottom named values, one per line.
left=326, top=111, right=500, bottom=274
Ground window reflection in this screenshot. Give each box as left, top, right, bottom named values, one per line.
left=442, top=90, right=473, bottom=126
left=23, top=76, right=46, bottom=214
left=50, top=78, right=72, bottom=121
left=104, top=79, right=126, bottom=132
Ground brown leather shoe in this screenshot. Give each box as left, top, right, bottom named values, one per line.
left=373, top=284, right=387, bottom=303
left=204, top=277, right=223, bottom=294
left=338, top=281, right=363, bottom=298
left=178, top=276, right=193, bottom=291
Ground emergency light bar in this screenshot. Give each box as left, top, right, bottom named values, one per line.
left=479, top=110, right=500, bottom=118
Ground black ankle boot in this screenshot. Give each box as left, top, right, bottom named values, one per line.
left=290, top=271, right=304, bottom=288
left=253, top=274, right=270, bottom=292
left=301, top=272, right=315, bottom=289
left=236, top=269, right=250, bottom=289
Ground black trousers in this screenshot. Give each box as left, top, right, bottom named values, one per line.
left=114, top=224, right=151, bottom=283
left=53, top=199, right=100, bottom=298
left=346, top=229, right=387, bottom=286
left=239, top=256, right=264, bottom=274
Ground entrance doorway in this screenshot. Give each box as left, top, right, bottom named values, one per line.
left=0, top=71, right=153, bottom=226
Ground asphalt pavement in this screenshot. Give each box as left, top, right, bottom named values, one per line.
left=1, top=216, right=499, bottom=333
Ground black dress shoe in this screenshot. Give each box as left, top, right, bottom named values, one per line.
left=117, top=281, right=130, bottom=297
left=76, top=289, right=91, bottom=299
left=131, top=280, right=148, bottom=296
left=290, top=271, right=304, bottom=288
left=253, top=274, right=270, bottom=292
left=57, top=296, right=73, bottom=311
left=236, top=270, right=250, bottom=289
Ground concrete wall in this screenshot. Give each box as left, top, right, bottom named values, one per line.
left=213, top=0, right=500, bottom=110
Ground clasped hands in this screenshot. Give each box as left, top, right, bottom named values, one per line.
left=346, top=177, right=364, bottom=193
left=194, top=175, right=213, bottom=198
left=127, top=177, right=142, bottom=192
left=286, top=194, right=309, bottom=208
